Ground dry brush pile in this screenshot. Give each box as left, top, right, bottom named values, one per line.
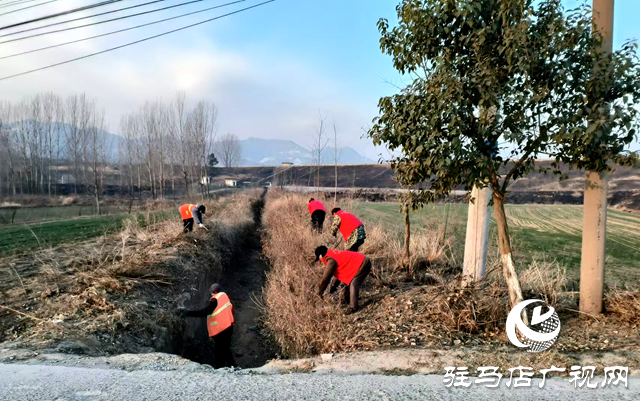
left=0, top=194, right=255, bottom=355
left=261, top=191, right=640, bottom=360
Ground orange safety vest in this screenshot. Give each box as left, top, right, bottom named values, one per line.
left=179, top=204, right=197, bottom=220
left=206, top=292, right=234, bottom=337
left=336, top=211, right=363, bottom=241
left=321, top=249, right=365, bottom=285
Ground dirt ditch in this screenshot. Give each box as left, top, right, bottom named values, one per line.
left=0, top=191, right=277, bottom=369
left=177, top=189, right=276, bottom=367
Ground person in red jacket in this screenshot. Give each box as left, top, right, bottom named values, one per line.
left=308, top=198, right=326, bottom=232
left=315, top=246, right=372, bottom=313
left=330, top=208, right=366, bottom=252
left=177, top=283, right=237, bottom=369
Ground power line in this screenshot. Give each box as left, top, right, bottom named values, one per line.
left=0, top=0, right=168, bottom=36
left=0, top=0, right=244, bottom=58
left=0, top=0, right=60, bottom=17
left=0, top=0, right=275, bottom=82
left=0, top=0, right=244, bottom=45
left=0, top=0, right=122, bottom=25
left=0, top=0, right=44, bottom=10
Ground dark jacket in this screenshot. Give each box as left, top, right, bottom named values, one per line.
left=184, top=298, right=218, bottom=317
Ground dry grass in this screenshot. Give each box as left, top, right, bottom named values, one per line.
left=261, top=191, right=640, bottom=361
left=0, top=194, right=255, bottom=354
left=606, top=290, right=640, bottom=324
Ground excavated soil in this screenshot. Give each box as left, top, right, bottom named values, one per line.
left=0, top=191, right=276, bottom=369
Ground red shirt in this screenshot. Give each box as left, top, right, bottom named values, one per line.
left=308, top=200, right=326, bottom=215
left=322, top=249, right=365, bottom=285
left=336, top=210, right=363, bottom=240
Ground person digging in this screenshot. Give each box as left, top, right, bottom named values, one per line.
left=179, top=203, right=207, bottom=232
left=328, top=207, right=367, bottom=294
left=314, top=246, right=372, bottom=314
left=308, top=198, right=326, bottom=233
left=329, top=207, right=366, bottom=252
left=177, top=283, right=237, bottom=369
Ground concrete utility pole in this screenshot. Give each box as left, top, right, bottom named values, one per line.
left=580, top=0, right=614, bottom=315
left=463, top=186, right=492, bottom=284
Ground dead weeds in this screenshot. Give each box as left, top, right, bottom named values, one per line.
left=0, top=194, right=255, bottom=356
left=261, top=191, right=640, bottom=370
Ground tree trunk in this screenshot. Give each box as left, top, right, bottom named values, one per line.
left=492, top=192, right=525, bottom=313
left=334, top=162, right=338, bottom=203
left=404, top=206, right=411, bottom=265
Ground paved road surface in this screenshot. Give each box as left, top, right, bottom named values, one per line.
left=0, top=363, right=636, bottom=400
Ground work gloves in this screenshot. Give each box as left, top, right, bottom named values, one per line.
left=198, top=223, right=207, bottom=230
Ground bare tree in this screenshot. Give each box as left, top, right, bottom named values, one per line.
left=87, top=105, right=107, bottom=214
left=332, top=122, right=341, bottom=203
left=189, top=100, right=217, bottom=197
left=216, top=133, right=241, bottom=168
left=173, top=92, right=192, bottom=196
left=310, top=112, right=329, bottom=191
left=0, top=102, right=14, bottom=196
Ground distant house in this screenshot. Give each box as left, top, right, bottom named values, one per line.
left=58, top=173, right=75, bottom=184
left=200, top=177, right=212, bottom=185
left=225, top=179, right=238, bottom=188
left=282, top=162, right=294, bottom=166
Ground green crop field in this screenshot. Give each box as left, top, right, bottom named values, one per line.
left=0, top=205, right=130, bottom=225
left=351, top=202, right=640, bottom=286
left=0, top=210, right=174, bottom=257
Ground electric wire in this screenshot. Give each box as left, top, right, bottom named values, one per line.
left=0, top=0, right=60, bottom=17
left=0, top=0, right=243, bottom=44
left=0, top=0, right=275, bottom=82
left=0, top=0, right=45, bottom=10
left=0, top=0, right=244, bottom=58
left=0, top=0, right=232, bottom=44
left=0, top=0, right=122, bottom=27
left=0, top=0, right=168, bottom=36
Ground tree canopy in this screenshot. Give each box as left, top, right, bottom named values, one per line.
left=368, top=0, right=640, bottom=307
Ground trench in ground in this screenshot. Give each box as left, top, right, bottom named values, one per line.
left=165, top=189, right=276, bottom=368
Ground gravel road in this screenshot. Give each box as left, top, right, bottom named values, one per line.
left=0, top=363, right=636, bottom=401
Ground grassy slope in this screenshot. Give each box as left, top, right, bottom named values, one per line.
left=0, top=210, right=174, bottom=256
left=352, top=202, right=640, bottom=286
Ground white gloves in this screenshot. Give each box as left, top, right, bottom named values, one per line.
left=198, top=223, right=207, bottom=230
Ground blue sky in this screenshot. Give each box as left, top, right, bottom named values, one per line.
left=1, top=0, right=639, bottom=159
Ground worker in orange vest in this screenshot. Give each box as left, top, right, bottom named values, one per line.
left=330, top=208, right=366, bottom=252
left=315, top=246, right=372, bottom=314
left=179, top=203, right=207, bottom=232
left=308, top=198, right=326, bottom=232
left=177, top=283, right=237, bottom=368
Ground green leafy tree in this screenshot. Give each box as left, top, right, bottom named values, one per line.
left=368, top=0, right=632, bottom=308
left=551, top=23, right=640, bottom=171
left=206, top=152, right=219, bottom=176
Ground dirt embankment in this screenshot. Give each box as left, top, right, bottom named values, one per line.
left=259, top=190, right=640, bottom=371
left=0, top=191, right=275, bottom=368
left=180, top=189, right=276, bottom=367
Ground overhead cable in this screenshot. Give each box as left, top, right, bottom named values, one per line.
left=0, top=0, right=244, bottom=58
left=0, top=0, right=275, bottom=82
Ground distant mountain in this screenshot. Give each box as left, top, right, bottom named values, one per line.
left=239, top=137, right=374, bottom=166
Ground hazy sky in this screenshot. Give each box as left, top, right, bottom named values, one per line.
left=1, top=0, right=639, bottom=160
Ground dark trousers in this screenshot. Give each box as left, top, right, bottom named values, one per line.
left=212, top=325, right=237, bottom=369
left=339, top=257, right=372, bottom=310
left=348, top=238, right=365, bottom=252
left=311, top=210, right=325, bottom=232
left=183, top=218, right=194, bottom=232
